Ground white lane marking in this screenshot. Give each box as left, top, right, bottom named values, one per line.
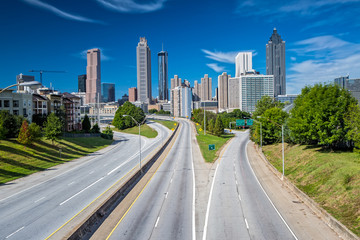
left=236, top=180, right=238, bottom=185
left=89, top=171, right=94, bottom=175
left=34, top=197, right=45, bottom=203
left=170, top=178, right=173, bottom=183
left=238, top=194, right=242, bottom=201
left=155, top=217, right=160, bottom=228
left=245, top=218, right=249, bottom=229
left=59, top=177, right=104, bottom=206
left=202, top=162, right=220, bottom=240
left=107, top=161, right=128, bottom=175
left=68, top=181, right=75, bottom=186
left=165, top=192, right=168, bottom=199
left=6, top=226, right=24, bottom=239
left=245, top=140, right=298, bottom=240
left=189, top=121, right=196, bottom=240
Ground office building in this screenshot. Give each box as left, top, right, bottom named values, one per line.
left=266, top=28, right=286, bottom=96
left=102, top=83, right=115, bottom=102
left=228, top=77, right=240, bottom=109
left=201, top=74, right=212, bottom=101
left=218, top=72, right=229, bottom=110
left=78, top=74, right=86, bottom=92
left=235, top=52, right=252, bottom=77
left=240, top=74, right=274, bottom=113
left=137, top=37, right=152, bottom=103
left=171, top=85, right=192, bottom=118
left=334, top=75, right=349, bottom=88
left=170, top=75, right=182, bottom=90
left=86, top=48, right=101, bottom=104
left=346, top=78, right=360, bottom=104
left=193, top=80, right=201, bottom=101
left=118, top=94, right=129, bottom=105
left=129, top=87, right=137, bottom=102
left=158, top=50, right=168, bottom=100
left=276, top=94, right=298, bottom=104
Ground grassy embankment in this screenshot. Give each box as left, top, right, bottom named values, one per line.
left=114, top=124, right=158, bottom=138
left=153, top=120, right=177, bottom=130
left=0, top=137, right=113, bottom=184
left=263, top=143, right=360, bottom=236
left=195, top=123, right=233, bottom=163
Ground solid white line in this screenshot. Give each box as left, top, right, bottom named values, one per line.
left=34, top=197, right=45, bottom=203
left=170, top=178, right=173, bottom=183
left=189, top=121, right=196, bottom=240
left=245, top=141, right=298, bottom=240
left=202, top=162, right=220, bottom=240
left=6, top=226, right=24, bottom=239
left=155, top=217, right=160, bottom=228
left=165, top=192, right=168, bottom=199
left=236, top=180, right=238, bottom=185
left=107, top=161, right=128, bottom=175
left=68, top=181, right=75, bottom=186
left=59, top=177, right=104, bottom=206
left=245, top=218, right=249, bottom=229
left=238, top=194, right=242, bottom=201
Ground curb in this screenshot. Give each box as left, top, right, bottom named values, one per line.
left=253, top=143, right=359, bottom=240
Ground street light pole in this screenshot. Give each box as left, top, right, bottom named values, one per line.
left=203, top=102, right=206, bottom=135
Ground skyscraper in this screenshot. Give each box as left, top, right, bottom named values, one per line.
left=170, top=75, right=181, bottom=90
left=266, top=28, right=286, bottom=96
left=235, top=52, right=252, bottom=77
left=78, top=74, right=86, bottom=92
left=129, top=87, right=137, bottom=102
left=171, top=85, right=192, bottom=118
left=101, top=83, right=115, bottom=102
left=193, top=80, right=201, bottom=101
left=201, top=74, right=212, bottom=101
left=218, top=72, right=229, bottom=110
left=158, top=50, right=168, bottom=100
left=228, top=77, right=240, bottom=109
left=86, top=48, right=101, bottom=104
left=137, top=37, right=152, bottom=103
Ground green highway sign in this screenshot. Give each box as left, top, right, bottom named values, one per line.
left=236, top=119, right=245, bottom=126
left=247, top=119, right=254, bottom=126
left=208, top=144, right=215, bottom=150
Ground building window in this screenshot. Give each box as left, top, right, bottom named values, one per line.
left=0, top=100, right=2, bottom=107
left=4, top=100, right=10, bottom=108
left=23, top=108, right=27, bottom=117
left=13, top=100, right=19, bottom=108
left=13, top=110, right=19, bottom=115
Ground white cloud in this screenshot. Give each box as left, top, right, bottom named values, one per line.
left=79, top=48, right=112, bottom=61
left=23, top=0, right=103, bottom=24
left=290, top=57, right=297, bottom=61
left=206, top=63, right=226, bottom=73
left=202, top=49, right=257, bottom=64
left=96, top=0, right=167, bottom=13
left=287, top=35, right=360, bottom=94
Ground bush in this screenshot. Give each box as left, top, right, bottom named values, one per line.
left=29, top=122, right=42, bottom=141
left=82, top=114, right=91, bottom=133
left=91, top=123, right=100, bottom=133
left=101, top=126, right=113, bottom=140
left=17, top=120, right=31, bottom=145
left=44, top=113, right=63, bottom=144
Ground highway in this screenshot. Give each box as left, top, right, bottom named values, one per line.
left=204, top=130, right=297, bottom=240
left=106, top=119, right=195, bottom=240
left=0, top=121, right=170, bottom=240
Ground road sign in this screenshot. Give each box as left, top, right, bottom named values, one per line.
left=199, top=128, right=203, bottom=131
left=171, top=128, right=174, bottom=131
left=196, top=123, right=199, bottom=126
left=236, top=119, right=245, bottom=126
left=174, top=123, right=177, bottom=126
left=208, top=144, right=215, bottom=150
left=247, top=119, right=254, bottom=126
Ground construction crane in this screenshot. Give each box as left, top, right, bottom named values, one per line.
left=29, top=70, right=66, bottom=85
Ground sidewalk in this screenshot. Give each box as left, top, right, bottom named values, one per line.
left=247, top=141, right=342, bottom=240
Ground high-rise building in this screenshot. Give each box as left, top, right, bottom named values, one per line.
left=171, top=85, right=192, bottom=118
left=78, top=74, right=86, bottom=92
left=218, top=72, right=229, bottom=110
left=228, top=77, right=240, bottom=109
left=86, top=48, right=101, bottom=104
left=240, top=74, right=274, bottom=113
left=102, top=83, right=115, bottom=102
left=235, top=52, right=252, bottom=77
left=193, top=80, right=201, bottom=101
left=158, top=50, right=168, bottom=101
left=334, top=75, right=350, bottom=89
left=129, top=87, right=137, bottom=102
left=137, top=37, right=152, bottom=103
left=266, top=28, right=286, bottom=96
left=170, top=75, right=182, bottom=90
left=200, top=74, right=212, bottom=101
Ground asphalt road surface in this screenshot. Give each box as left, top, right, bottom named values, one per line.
left=204, top=130, right=298, bottom=240
left=107, top=119, right=195, bottom=240
left=0, top=121, right=170, bottom=240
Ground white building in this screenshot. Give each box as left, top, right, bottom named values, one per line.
left=235, top=52, right=253, bottom=77
left=171, top=86, right=192, bottom=118
left=0, top=89, right=33, bottom=122
left=228, top=77, right=240, bottom=109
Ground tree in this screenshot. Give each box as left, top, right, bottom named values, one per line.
left=252, top=96, right=284, bottom=118
left=288, top=84, right=357, bottom=148
left=82, top=114, right=91, bottom=133
left=32, top=113, right=47, bottom=127
left=0, top=110, right=24, bottom=138
left=214, top=116, right=224, bottom=137
left=91, top=123, right=100, bottom=133
left=345, top=103, right=360, bottom=152
left=17, top=120, right=31, bottom=145
left=44, top=113, right=63, bottom=144
left=208, top=119, right=215, bottom=133
left=149, top=109, right=158, bottom=114
left=112, top=102, right=146, bottom=130
left=29, top=122, right=42, bottom=142
left=259, top=107, right=288, bottom=145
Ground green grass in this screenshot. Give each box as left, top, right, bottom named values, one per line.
left=114, top=124, right=158, bottom=138
left=153, top=120, right=177, bottom=130
left=194, top=123, right=233, bottom=163
left=263, top=143, right=360, bottom=236
left=0, top=137, right=112, bottom=184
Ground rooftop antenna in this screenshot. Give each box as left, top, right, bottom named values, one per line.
left=162, top=43, right=164, bottom=51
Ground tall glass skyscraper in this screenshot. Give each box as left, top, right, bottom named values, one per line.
left=158, top=50, right=168, bottom=100
left=136, top=37, right=152, bottom=103
left=266, top=28, right=286, bottom=96
left=102, top=83, right=115, bottom=102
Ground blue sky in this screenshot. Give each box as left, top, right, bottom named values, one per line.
left=1, top=0, right=360, bottom=100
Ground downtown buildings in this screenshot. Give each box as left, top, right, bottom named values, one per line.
left=158, top=50, right=169, bottom=101
left=86, top=48, right=101, bottom=104
left=136, top=37, right=152, bottom=103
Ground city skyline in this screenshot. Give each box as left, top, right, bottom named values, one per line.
left=1, top=0, right=360, bottom=99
